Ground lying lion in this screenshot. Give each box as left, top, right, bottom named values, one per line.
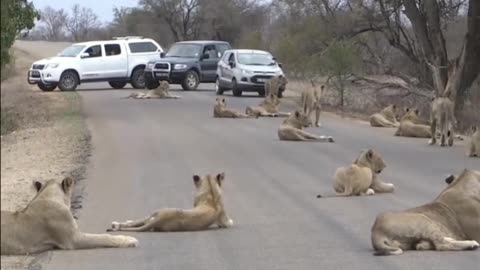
left=245, top=93, right=290, bottom=117
left=316, top=149, right=394, bottom=198
left=370, top=105, right=399, bottom=128
left=371, top=169, right=480, bottom=255
left=107, top=173, right=233, bottom=232
left=466, top=126, right=480, bottom=157
left=214, top=98, right=257, bottom=118
left=394, top=108, right=431, bottom=138
left=1, top=177, right=138, bottom=255
left=278, top=110, right=334, bottom=142
left=123, top=81, right=181, bottom=99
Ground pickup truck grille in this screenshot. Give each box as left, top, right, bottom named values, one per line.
left=154, top=63, right=169, bottom=69
left=251, top=75, right=274, bottom=84
left=32, top=64, right=45, bottom=70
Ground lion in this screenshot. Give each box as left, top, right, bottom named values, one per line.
left=466, top=126, right=480, bottom=157
left=107, top=173, right=233, bottom=232
left=277, top=110, right=334, bottom=142
left=429, top=97, right=456, bottom=146
left=300, top=80, right=324, bottom=127
left=394, top=108, right=431, bottom=138
left=371, top=169, right=480, bottom=255
left=265, top=75, right=288, bottom=98
left=1, top=177, right=138, bottom=255
left=214, top=98, right=257, bottom=118
left=370, top=105, right=399, bottom=128
left=123, top=81, right=181, bottom=99
left=316, top=149, right=394, bottom=198
left=245, top=93, right=290, bottom=117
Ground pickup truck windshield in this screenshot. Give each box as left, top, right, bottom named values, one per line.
left=58, top=45, right=86, bottom=57
left=237, top=53, right=275, bottom=66
left=166, top=44, right=201, bottom=58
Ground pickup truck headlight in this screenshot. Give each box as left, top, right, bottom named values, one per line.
left=174, top=64, right=187, bottom=70
left=147, top=63, right=155, bottom=70
left=46, top=63, right=59, bottom=69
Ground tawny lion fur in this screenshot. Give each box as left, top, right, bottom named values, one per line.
left=316, top=149, right=394, bottom=198
left=214, top=98, right=257, bottom=118
left=394, top=108, right=431, bottom=138
left=107, top=173, right=233, bottom=232
left=370, top=105, right=399, bottom=128
left=264, top=75, right=288, bottom=97
left=245, top=93, right=290, bottom=117
left=429, top=97, right=456, bottom=147
left=123, top=81, right=181, bottom=99
left=466, top=126, right=480, bottom=157
left=278, top=110, right=334, bottom=142
left=301, top=80, right=324, bottom=127
left=371, top=169, right=480, bottom=255
left=1, top=177, right=138, bottom=255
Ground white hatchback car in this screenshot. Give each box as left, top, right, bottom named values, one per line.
left=216, top=49, right=285, bottom=97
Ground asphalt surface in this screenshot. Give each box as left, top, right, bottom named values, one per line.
left=42, top=83, right=479, bottom=270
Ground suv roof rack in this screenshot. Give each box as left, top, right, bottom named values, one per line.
left=113, top=36, right=144, bottom=40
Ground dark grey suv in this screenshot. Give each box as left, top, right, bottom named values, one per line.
left=144, top=40, right=231, bottom=90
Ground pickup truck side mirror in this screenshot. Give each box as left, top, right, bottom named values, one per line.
left=160, top=52, right=165, bottom=58
left=80, top=52, right=89, bottom=59
left=201, top=53, right=210, bottom=60
left=228, top=61, right=235, bottom=68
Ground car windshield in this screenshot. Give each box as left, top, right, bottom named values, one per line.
left=58, top=45, right=86, bottom=57
left=237, top=53, right=275, bottom=66
left=166, top=44, right=201, bottom=58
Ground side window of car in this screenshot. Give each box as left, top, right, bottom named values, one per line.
left=104, top=44, right=121, bottom=56
left=84, top=45, right=102, bottom=58
left=203, top=45, right=219, bottom=59
left=216, top=44, right=230, bottom=58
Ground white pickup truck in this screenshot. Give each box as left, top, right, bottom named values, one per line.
left=27, top=37, right=163, bottom=91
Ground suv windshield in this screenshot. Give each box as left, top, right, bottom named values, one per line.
left=237, top=53, right=275, bottom=66
left=166, top=44, right=201, bottom=58
left=58, top=45, right=86, bottom=57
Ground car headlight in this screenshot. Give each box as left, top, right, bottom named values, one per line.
left=241, top=69, right=253, bottom=75
left=147, top=63, right=155, bottom=70
left=46, top=63, right=59, bottom=69
left=174, top=64, right=187, bottom=70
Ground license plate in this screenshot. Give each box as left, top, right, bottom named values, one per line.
left=155, top=72, right=169, bottom=77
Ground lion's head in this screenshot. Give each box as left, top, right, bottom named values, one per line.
left=215, top=97, right=226, bottom=108
left=31, top=177, right=74, bottom=209
left=381, top=104, right=397, bottom=120
left=400, top=107, right=422, bottom=123
left=192, top=173, right=225, bottom=210
left=158, top=80, right=169, bottom=90
left=353, top=149, right=386, bottom=174
left=284, top=110, right=312, bottom=128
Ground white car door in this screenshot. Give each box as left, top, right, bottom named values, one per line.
left=103, top=43, right=128, bottom=79
left=218, top=52, right=234, bottom=84
left=78, top=44, right=107, bottom=81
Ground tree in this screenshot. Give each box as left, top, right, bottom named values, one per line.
left=1, top=0, right=38, bottom=68
left=65, top=4, right=101, bottom=41
left=39, top=6, right=67, bottom=41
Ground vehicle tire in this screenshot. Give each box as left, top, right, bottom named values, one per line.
left=38, top=82, right=57, bottom=92
left=145, top=80, right=160, bottom=90
left=58, top=71, right=78, bottom=91
left=232, top=79, right=242, bottom=97
left=130, top=67, right=146, bottom=89
left=109, top=81, right=128, bottom=89
left=215, top=77, right=225, bottom=95
left=258, top=88, right=266, bottom=97
left=181, top=70, right=200, bottom=91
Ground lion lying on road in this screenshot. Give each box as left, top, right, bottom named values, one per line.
left=214, top=98, right=257, bottom=118
left=245, top=93, right=290, bottom=117
left=1, top=177, right=138, bottom=255
left=394, top=108, right=431, bottom=138
left=370, top=105, right=399, bottom=128
left=278, top=110, right=334, bottom=142
left=107, top=173, right=233, bottom=232
left=316, top=149, right=394, bottom=198
left=466, top=126, right=480, bottom=157
left=371, top=169, right=480, bottom=255
left=123, top=81, right=181, bottom=99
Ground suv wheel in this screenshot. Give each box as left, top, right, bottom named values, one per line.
left=182, top=70, right=200, bottom=90
left=130, top=68, right=146, bottom=89
left=109, top=81, right=127, bottom=89
left=38, top=82, right=57, bottom=92
left=58, top=71, right=78, bottom=91
left=232, top=79, right=242, bottom=97
left=215, top=77, right=225, bottom=95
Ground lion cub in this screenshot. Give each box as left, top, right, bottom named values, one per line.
left=466, top=126, right=480, bottom=157
left=265, top=75, right=288, bottom=98
left=316, top=149, right=394, bottom=198
left=394, top=108, right=431, bottom=138
left=245, top=93, right=290, bottom=117
left=301, top=80, right=324, bottom=127
left=108, top=173, right=233, bottom=232
left=370, top=105, right=399, bottom=128
left=429, top=97, right=456, bottom=146
left=278, top=110, right=334, bottom=142
left=123, top=81, right=181, bottom=99
left=214, top=98, right=256, bottom=118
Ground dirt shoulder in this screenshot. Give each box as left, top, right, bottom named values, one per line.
left=1, top=41, right=89, bottom=269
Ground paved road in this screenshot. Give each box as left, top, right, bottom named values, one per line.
left=42, top=83, right=478, bottom=270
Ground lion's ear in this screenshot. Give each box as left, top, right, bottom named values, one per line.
left=216, top=172, right=225, bottom=186
left=295, top=110, right=300, bottom=117
left=33, top=181, right=43, bottom=192
left=193, top=175, right=201, bottom=188
left=366, top=149, right=373, bottom=160
left=445, top=174, right=455, bottom=185
left=61, top=177, right=74, bottom=193
left=472, top=126, right=477, bottom=133
left=405, top=107, right=410, bottom=112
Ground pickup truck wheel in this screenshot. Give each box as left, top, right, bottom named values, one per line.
left=58, top=71, right=78, bottom=91
left=38, top=83, right=57, bottom=92
left=215, top=77, right=224, bottom=95
left=232, top=79, right=242, bottom=97
left=181, top=71, right=199, bottom=90
left=109, top=81, right=127, bottom=89
left=130, top=68, right=146, bottom=89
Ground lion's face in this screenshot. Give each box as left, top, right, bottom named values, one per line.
left=159, top=80, right=169, bottom=90
left=192, top=173, right=225, bottom=208
left=215, top=97, right=226, bottom=108
left=355, top=149, right=386, bottom=174
left=33, top=177, right=74, bottom=208
left=400, top=107, right=420, bottom=122
left=266, top=93, right=280, bottom=106
left=292, top=110, right=312, bottom=128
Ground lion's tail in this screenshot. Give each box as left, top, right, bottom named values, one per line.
left=316, top=185, right=353, bottom=198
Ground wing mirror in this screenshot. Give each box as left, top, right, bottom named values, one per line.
left=80, top=52, right=89, bottom=59
left=228, top=60, right=235, bottom=68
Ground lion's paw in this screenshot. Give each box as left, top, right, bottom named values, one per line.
left=117, top=235, right=139, bottom=248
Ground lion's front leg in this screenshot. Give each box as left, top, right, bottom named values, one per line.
left=370, top=176, right=395, bottom=193
left=72, top=232, right=138, bottom=250
left=216, top=210, right=234, bottom=229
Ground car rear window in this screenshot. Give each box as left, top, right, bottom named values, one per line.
left=128, top=42, right=158, bottom=53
